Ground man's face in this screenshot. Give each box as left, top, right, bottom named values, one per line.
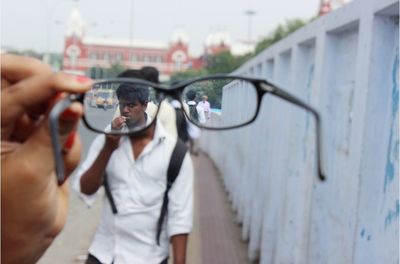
left=202, top=96, right=207, bottom=102
left=118, top=98, right=147, bottom=129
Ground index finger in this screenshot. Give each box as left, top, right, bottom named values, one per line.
left=2, top=72, right=92, bottom=129
left=1, top=54, right=52, bottom=84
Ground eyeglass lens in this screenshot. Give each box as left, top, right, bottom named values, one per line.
left=83, top=81, right=161, bottom=134
left=180, top=78, right=258, bottom=129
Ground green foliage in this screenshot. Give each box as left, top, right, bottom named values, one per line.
left=48, top=53, right=63, bottom=70
left=102, top=63, right=127, bottom=78
left=185, top=79, right=230, bottom=109
left=169, top=68, right=209, bottom=84
left=205, top=51, right=237, bottom=74
left=197, top=79, right=233, bottom=109
left=255, top=18, right=307, bottom=55
left=205, top=51, right=252, bottom=74
left=171, top=18, right=308, bottom=82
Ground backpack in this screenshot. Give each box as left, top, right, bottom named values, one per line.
left=188, top=104, right=199, bottom=122
left=174, top=108, right=190, bottom=143
left=103, top=139, right=188, bottom=245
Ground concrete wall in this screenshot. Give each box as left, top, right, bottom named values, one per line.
left=198, top=0, right=399, bottom=263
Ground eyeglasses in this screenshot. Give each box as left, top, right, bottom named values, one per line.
left=50, top=75, right=326, bottom=184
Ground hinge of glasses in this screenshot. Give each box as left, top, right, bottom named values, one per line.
left=69, top=94, right=78, bottom=100
left=260, top=82, right=275, bottom=93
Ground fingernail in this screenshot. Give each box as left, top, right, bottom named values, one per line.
left=62, top=131, right=76, bottom=153
left=61, top=107, right=80, bottom=119
left=52, top=92, right=64, bottom=100
left=75, top=75, right=92, bottom=84
left=48, top=92, right=64, bottom=108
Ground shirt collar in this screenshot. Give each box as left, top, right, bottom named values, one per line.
left=152, top=119, right=167, bottom=144
left=119, top=119, right=167, bottom=161
left=120, top=118, right=166, bottom=144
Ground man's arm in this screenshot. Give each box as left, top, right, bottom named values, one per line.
left=167, top=153, right=194, bottom=264
left=171, top=234, right=188, bottom=264
left=80, top=135, right=119, bottom=195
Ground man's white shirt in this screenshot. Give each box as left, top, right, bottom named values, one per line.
left=197, top=101, right=211, bottom=119
left=187, top=101, right=206, bottom=124
left=73, top=120, right=193, bottom=264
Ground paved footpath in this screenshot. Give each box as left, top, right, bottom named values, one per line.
left=38, top=152, right=251, bottom=264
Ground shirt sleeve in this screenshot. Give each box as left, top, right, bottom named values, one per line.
left=167, top=152, right=194, bottom=237
left=206, top=102, right=211, bottom=118
left=72, top=134, right=106, bottom=207
left=196, top=104, right=206, bottom=124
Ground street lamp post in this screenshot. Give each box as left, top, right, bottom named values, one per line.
left=129, top=0, right=134, bottom=47
left=244, top=10, right=256, bottom=44
left=129, top=0, right=135, bottom=69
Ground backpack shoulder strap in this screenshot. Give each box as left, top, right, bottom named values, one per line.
left=104, top=173, right=118, bottom=214
left=156, top=139, right=188, bottom=245
left=167, top=139, right=188, bottom=186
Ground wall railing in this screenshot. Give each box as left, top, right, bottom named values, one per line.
left=198, top=0, right=399, bottom=262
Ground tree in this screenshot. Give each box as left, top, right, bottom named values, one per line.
left=169, top=68, right=209, bottom=84
left=171, top=17, right=309, bottom=84
left=102, top=63, right=127, bottom=78
left=205, top=52, right=252, bottom=74
left=255, top=18, right=307, bottom=55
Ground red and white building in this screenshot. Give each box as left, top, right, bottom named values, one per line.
left=62, top=8, right=254, bottom=80
left=63, top=9, right=201, bottom=80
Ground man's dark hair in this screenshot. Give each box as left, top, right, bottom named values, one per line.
left=116, top=84, right=149, bottom=105
left=117, top=69, right=141, bottom=79
left=117, top=67, right=159, bottom=84
left=140, top=67, right=159, bottom=84
left=186, top=90, right=196, bottom=101
left=116, top=67, right=159, bottom=104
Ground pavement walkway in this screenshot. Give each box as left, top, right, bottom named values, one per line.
left=38, top=152, right=251, bottom=264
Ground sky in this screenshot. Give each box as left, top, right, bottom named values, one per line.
left=1, top=0, right=321, bottom=56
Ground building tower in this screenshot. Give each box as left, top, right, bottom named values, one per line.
left=63, top=8, right=85, bottom=74
left=318, top=0, right=348, bottom=16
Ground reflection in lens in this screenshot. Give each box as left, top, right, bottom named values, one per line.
left=84, top=81, right=160, bottom=134
left=181, top=78, right=258, bottom=129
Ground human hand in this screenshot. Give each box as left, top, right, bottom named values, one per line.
left=111, top=116, right=127, bottom=130
left=104, top=134, right=121, bottom=152
left=1, top=54, right=92, bottom=264
left=102, top=116, right=126, bottom=151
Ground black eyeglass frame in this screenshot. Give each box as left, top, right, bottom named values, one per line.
left=49, top=75, right=325, bottom=184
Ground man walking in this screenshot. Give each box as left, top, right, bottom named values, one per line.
left=74, top=68, right=193, bottom=264
left=197, top=95, right=211, bottom=121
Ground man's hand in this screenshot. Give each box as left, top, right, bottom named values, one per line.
left=111, top=116, right=127, bottom=130
left=105, top=116, right=127, bottom=151
left=1, top=54, right=92, bottom=264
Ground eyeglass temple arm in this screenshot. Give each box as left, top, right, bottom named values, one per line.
left=260, top=82, right=326, bottom=181
left=49, top=96, right=73, bottom=185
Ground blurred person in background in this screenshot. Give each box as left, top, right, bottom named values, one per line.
left=197, top=95, right=211, bottom=120
left=171, top=99, right=201, bottom=155
left=184, top=90, right=202, bottom=154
